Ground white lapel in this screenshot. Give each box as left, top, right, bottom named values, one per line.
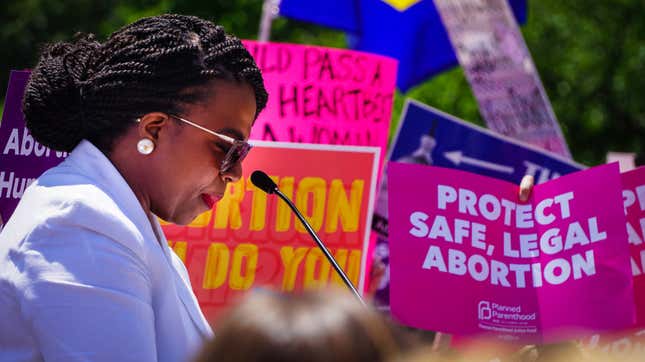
left=150, top=216, right=214, bottom=338
left=66, top=140, right=213, bottom=338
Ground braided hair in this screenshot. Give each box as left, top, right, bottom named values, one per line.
left=23, top=14, right=268, bottom=153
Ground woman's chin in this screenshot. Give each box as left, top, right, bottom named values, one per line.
left=160, top=210, right=197, bottom=226
left=155, top=198, right=211, bottom=226
left=185, top=204, right=214, bottom=225
left=173, top=210, right=203, bottom=226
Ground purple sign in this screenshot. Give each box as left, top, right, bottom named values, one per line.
left=435, top=0, right=571, bottom=157
left=389, top=162, right=634, bottom=343
left=0, top=71, right=66, bottom=225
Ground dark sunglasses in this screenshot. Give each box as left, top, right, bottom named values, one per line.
left=169, top=114, right=252, bottom=174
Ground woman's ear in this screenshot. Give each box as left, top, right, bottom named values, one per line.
left=137, top=112, right=172, bottom=141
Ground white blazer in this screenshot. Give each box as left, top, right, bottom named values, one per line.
left=0, top=140, right=213, bottom=362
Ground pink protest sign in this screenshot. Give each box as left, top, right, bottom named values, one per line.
left=624, top=167, right=645, bottom=325
left=242, top=40, right=396, bottom=169
left=389, top=162, right=634, bottom=343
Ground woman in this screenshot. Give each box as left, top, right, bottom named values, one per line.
left=0, top=14, right=267, bottom=362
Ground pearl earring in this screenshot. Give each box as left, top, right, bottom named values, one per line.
left=137, top=138, right=155, bottom=155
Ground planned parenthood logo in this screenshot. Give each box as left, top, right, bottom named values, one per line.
left=478, top=301, right=492, bottom=320
left=477, top=300, right=538, bottom=337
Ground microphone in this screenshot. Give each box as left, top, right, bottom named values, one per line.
left=250, top=170, right=365, bottom=306
left=250, top=170, right=278, bottom=194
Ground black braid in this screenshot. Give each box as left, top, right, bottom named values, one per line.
left=23, top=14, right=268, bottom=153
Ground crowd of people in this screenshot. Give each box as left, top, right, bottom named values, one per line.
left=194, top=288, right=644, bottom=362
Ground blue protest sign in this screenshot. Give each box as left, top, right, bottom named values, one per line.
left=389, top=100, right=584, bottom=185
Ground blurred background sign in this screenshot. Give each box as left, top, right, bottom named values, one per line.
left=434, top=0, right=570, bottom=157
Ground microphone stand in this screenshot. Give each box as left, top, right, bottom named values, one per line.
left=273, top=188, right=366, bottom=306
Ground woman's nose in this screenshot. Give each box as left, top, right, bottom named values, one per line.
left=221, top=162, right=243, bottom=183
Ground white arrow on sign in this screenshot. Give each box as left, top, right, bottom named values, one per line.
left=443, top=151, right=515, bottom=174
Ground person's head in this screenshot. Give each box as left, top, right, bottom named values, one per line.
left=196, top=289, right=403, bottom=362
left=635, top=152, right=644, bottom=167
left=419, top=134, right=436, bottom=152
left=23, top=14, right=267, bottom=224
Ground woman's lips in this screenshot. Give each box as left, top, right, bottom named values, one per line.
left=201, top=194, right=220, bottom=209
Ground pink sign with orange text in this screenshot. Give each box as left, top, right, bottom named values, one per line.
left=389, top=162, right=634, bottom=343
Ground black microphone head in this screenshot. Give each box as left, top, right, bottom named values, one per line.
left=250, top=170, right=278, bottom=194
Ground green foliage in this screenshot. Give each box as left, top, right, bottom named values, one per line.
left=1, top=0, right=642, bottom=165
left=521, top=1, right=645, bottom=164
